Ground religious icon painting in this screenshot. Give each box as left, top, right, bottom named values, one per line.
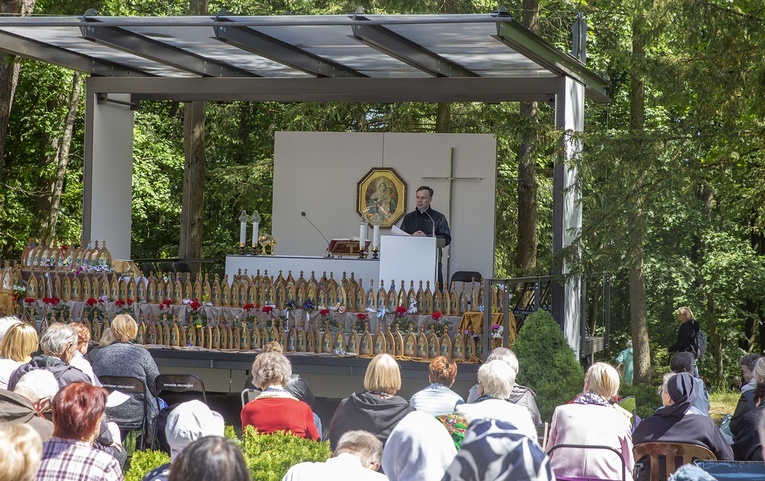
left=356, top=168, right=406, bottom=228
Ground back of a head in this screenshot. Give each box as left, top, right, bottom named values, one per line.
left=382, top=411, right=457, bottom=481
left=336, top=430, right=383, bottom=468
left=169, top=436, right=249, bottom=481
left=741, top=353, right=759, bottom=371
left=0, top=316, right=21, bottom=343
left=250, top=351, right=292, bottom=389
left=39, top=323, right=77, bottom=358
left=584, top=362, right=620, bottom=400
left=364, top=353, right=401, bottom=395
left=0, top=322, right=38, bottom=362
left=0, top=423, right=42, bottom=481
left=486, top=347, right=519, bottom=374
left=110, top=314, right=138, bottom=343
left=165, top=400, right=225, bottom=461
left=70, top=322, right=91, bottom=351
left=429, top=356, right=458, bottom=386
left=99, top=328, right=114, bottom=347
left=669, top=352, right=694, bottom=374
left=52, top=382, right=108, bottom=441
left=478, top=360, right=515, bottom=400
left=754, top=357, right=765, bottom=385
left=14, top=370, right=59, bottom=402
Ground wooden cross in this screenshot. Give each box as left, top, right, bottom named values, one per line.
left=422, top=147, right=482, bottom=222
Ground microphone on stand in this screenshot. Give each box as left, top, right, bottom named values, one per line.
left=419, top=207, right=436, bottom=238
left=301, top=211, right=332, bottom=258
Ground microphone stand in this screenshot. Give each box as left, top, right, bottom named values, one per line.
left=301, top=211, right=333, bottom=258
left=421, top=208, right=438, bottom=288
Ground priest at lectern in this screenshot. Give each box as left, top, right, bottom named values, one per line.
left=399, top=185, right=451, bottom=288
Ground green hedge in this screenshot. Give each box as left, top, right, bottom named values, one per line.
left=125, top=427, right=331, bottom=481
left=514, top=310, right=584, bottom=422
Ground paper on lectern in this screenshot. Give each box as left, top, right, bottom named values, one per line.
left=390, top=225, right=410, bottom=236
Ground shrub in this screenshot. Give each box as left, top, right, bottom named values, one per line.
left=240, top=426, right=331, bottom=481
left=124, top=450, right=170, bottom=481
left=619, top=382, right=662, bottom=419
left=514, top=310, right=584, bottom=422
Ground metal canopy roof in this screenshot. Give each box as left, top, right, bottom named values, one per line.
left=0, top=10, right=609, bottom=103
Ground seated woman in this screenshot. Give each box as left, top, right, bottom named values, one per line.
left=329, top=353, right=414, bottom=451
left=0, top=323, right=38, bottom=390
left=93, top=314, right=160, bottom=434
left=546, top=362, right=634, bottom=481
left=69, top=322, right=100, bottom=386
left=632, top=372, right=733, bottom=480
left=409, top=356, right=464, bottom=417
left=731, top=356, right=765, bottom=436
left=240, top=351, right=319, bottom=440
left=35, top=382, right=122, bottom=481
left=381, top=411, right=458, bottom=481
left=732, top=382, right=765, bottom=460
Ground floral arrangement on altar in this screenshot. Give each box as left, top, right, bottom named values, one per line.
left=262, top=305, right=278, bottom=329
left=158, top=299, right=173, bottom=312
left=43, top=297, right=69, bottom=319
left=491, top=323, right=504, bottom=339
left=241, top=303, right=259, bottom=327
left=23, top=297, right=36, bottom=318
left=12, top=282, right=26, bottom=302
left=183, top=298, right=208, bottom=327
left=114, top=299, right=134, bottom=316
left=318, top=307, right=341, bottom=332
left=427, top=311, right=451, bottom=337
left=393, top=304, right=415, bottom=334
left=82, top=297, right=106, bottom=322
left=354, top=312, right=368, bottom=333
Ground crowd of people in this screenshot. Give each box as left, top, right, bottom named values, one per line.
left=1, top=308, right=765, bottom=481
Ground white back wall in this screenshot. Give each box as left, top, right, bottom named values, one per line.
left=272, top=131, right=496, bottom=282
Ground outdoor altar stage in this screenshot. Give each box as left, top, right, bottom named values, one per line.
left=148, top=347, right=480, bottom=400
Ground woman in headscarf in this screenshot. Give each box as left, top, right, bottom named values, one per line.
left=381, top=411, right=456, bottom=481
left=632, top=372, right=732, bottom=480
left=441, top=418, right=554, bottom=481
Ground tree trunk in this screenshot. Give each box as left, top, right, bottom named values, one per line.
left=179, top=0, right=208, bottom=261
left=48, top=72, right=83, bottom=241
left=435, top=103, right=450, bottom=133
left=629, top=11, right=651, bottom=386
left=179, top=101, right=206, bottom=260
left=0, top=0, right=36, bottom=179
left=515, top=0, right=540, bottom=274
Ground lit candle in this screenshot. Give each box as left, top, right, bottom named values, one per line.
left=238, top=210, right=248, bottom=248
left=372, top=223, right=380, bottom=250
left=359, top=217, right=367, bottom=251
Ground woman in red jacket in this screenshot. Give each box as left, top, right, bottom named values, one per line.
left=240, top=351, right=319, bottom=440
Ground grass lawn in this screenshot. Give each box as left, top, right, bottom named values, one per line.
left=710, top=390, right=740, bottom=425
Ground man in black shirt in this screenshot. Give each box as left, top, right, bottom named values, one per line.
left=400, top=185, right=451, bottom=289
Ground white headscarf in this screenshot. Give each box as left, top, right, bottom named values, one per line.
left=381, top=411, right=457, bottom=481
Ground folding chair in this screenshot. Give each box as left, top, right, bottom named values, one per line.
left=633, top=442, right=716, bottom=481
left=241, top=388, right=261, bottom=408
left=547, top=443, right=627, bottom=481
left=150, top=373, right=207, bottom=449
left=99, top=375, right=149, bottom=450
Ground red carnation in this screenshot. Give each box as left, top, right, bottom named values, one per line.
left=356, top=312, right=368, bottom=321
left=24, top=297, right=34, bottom=305
left=127, top=299, right=134, bottom=305
left=115, top=300, right=126, bottom=308
left=190, top=300, right=201, bottom=310
left=86, top=297, right=97, bottom=306
left=262, top=306, right=273, bottom=314
left=431, top=311, right=443, bottom=320
left=395, top=306, right=407, bottom=316
left=242, top=303, right=255, bottom=311
left=319, top=308, right=330, bottom=316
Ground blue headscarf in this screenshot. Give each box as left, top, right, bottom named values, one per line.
left=440, top=419, right=554, bottom=481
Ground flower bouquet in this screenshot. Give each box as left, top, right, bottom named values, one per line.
left=318, top=307, right=341, bottom=332
left=354, top=312, right=368, bottom=333
left=44, top=297, right=69, bottom=320
left=183, top=298, right=208, bottom=328
left=427, top=311, right=452, bottom=337
left=393, top=305, right=415, bottom=334
left=241, top=303, right=259, bottom=328
left=114, top=299, right=134, bottom=317
left=82, top=297, right=106, bottom=322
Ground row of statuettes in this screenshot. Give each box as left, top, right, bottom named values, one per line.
left=19, top=268, right=486, bottom=316
left=25, top=315, right=487, bottom=362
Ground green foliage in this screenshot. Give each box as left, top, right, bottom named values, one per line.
left=514, top=311, right=584, bottom=422
left=240, top=426, right=331, bottom=481
left=124, top=450, right=170, bottom=481
left=619, top=383, right=662, bottom=420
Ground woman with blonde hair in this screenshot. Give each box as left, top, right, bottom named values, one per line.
left=93, top=314, right=160, bottom=435
left=0, top=423, right=43, bottom=481
left=546, top=362, right=634, bottom=481
left=0, top=323, right=38, bottom=389
left=329, top=353, right=414, bottom=451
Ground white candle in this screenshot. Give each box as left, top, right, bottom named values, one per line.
left=359, top=220, right=367, bottom=251
left=372, top=223, right=380, bottom=249
left=239, top=220, right=247, bottom=247
left=252, top=222, right=259, bottom=248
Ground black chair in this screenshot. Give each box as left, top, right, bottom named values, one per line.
left=150, top=374, right=207, bottom=449
left=99, top=375, right=149, bottom=450
left=450, top=270, right=482, bottom=285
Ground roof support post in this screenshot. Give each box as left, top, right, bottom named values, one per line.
left=82, top=80, right=134, bottom=259
left=551, top=76, right=584, bottom=357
